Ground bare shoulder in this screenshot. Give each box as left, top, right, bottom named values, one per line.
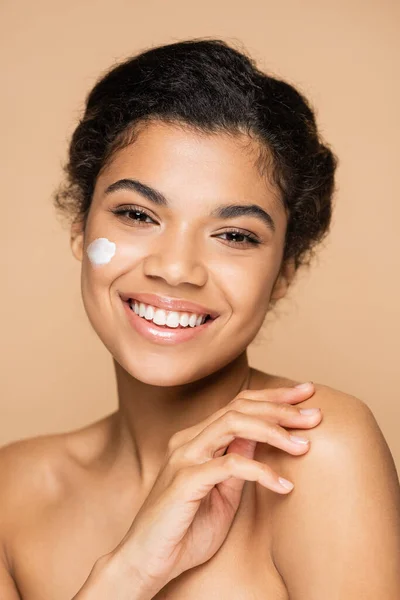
left=0, top=434, right=67, bottom=583
left=279, top=376, right=387, bottom=452
left=0, top=434, right=69, bottom=519
left=254, top=369, right=392, bottom=471
left=278, top=374, right=398, bottom=488
left=0, top=413, right=117, bottom=517
left=0, top=416, right=114, bottom=509
left=252, top=368, right=378, bottom=441
left=252, top=367, right=398, bottom=520
left=252, top=372, right=400, bottom=596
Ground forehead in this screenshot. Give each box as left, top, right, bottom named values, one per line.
left=96, top=120, right=284, bottom=216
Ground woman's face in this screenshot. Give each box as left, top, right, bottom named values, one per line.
left=71, top=121, right=293, bottom=386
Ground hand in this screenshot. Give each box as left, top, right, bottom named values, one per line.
left=104, top=382, right=321, bottom=594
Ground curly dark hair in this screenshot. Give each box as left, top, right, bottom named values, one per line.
left=53, top=37, right=338, bottom=275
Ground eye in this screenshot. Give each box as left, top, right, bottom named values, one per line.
left=111, top=205, right=156, bottom=225
left=109, top=206, right=260, bottom=248
left=215, top=229, right=261, bottom=248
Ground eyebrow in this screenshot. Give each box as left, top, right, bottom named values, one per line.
left=104, top=178, right=276, bottom=233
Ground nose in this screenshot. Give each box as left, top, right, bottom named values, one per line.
left=142, top=228, right=208, bottom=287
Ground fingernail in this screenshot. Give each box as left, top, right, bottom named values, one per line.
left=299, top=408, right=320, bottom=415
left=294, top=382, right=313, bottom=390
left=278, top=477, right=294, bottom=490
left=289, top=435, right=310, bottom=445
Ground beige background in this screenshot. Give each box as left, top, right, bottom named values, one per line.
left=1, top=0, right=399, bottom=472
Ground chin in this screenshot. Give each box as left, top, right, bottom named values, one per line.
left=113, top=348, right=242, bottom=387
left=114, top=352, right=221, bottom=387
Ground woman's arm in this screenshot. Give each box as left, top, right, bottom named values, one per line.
left=271, top=388, right=400, bottom=598
left=71, top=553, right=153, bottom=600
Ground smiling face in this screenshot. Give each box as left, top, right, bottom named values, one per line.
left=70, top=120, right=294, bottom=386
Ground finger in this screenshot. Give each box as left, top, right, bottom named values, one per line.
left=229, top=397, right=322, bottom=429
left=168, top=384, right=316, bottom=451
left=172, top=452, right=294, bottom=502
left=238, top=382, right=315, bottom=404
left=175, top=410, right=311, bottom=462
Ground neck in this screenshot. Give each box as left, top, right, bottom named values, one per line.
left=111, top=352, right=252, bottom=489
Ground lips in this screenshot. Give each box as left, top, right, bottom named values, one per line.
left=127, top=300, right=210, bottom=328
left=121, top=296, right=217, bottom=345
left=118, top=291, right=220, bottom=320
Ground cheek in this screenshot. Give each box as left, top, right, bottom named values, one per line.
left=86, top=237, right=116, bottom=266
left=84, top=236, right=145, bottom=279
left=222, top=260, right=273, bottom=315
left=81, top=235, right=146, bottom=331
left=82, top=235, right=150, bottom=309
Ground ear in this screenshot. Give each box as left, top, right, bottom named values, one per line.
left=70, top=219, right=85, bottom=263
left=270, top=257, right=296, bottom=303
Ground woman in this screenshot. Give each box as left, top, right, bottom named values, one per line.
left=1, top=38, right=399, bottom=599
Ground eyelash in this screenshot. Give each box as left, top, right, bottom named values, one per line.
left=110, top=205, right=261, bottom=247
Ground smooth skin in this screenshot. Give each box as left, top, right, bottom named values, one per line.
left=84, top=384, right=322, bottom=598
left=0, top=121, right=399, bottom=599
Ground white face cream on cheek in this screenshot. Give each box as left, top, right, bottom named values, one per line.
left=86, top=237, right=116, bottom=266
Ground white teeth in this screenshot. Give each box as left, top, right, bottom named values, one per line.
left=153, top=309, right=167, bottom=326
left=179, top=313, right=190, bottom=327
left=144, top=305, right=155, bottom=320
left=166, top=312, right=180, bottom=328
left=128, top=300, right=209, bottom=329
